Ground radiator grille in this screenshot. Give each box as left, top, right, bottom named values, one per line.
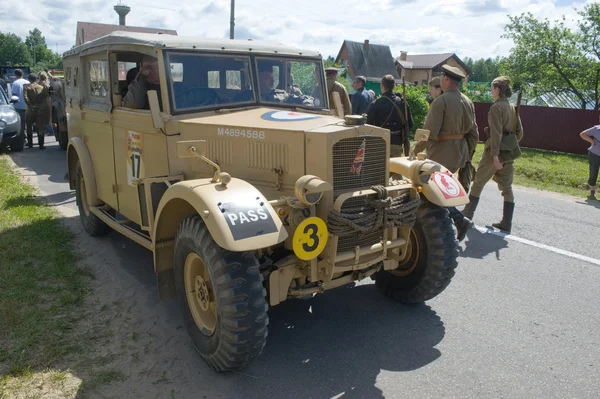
left=332, top=137, right=387, bottom=197
left=335, top=195, right=384, bottom=253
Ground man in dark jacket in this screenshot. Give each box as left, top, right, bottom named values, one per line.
left=367, top=74, right=413, bottom=157
left=351, top=75, right=373, bottom=115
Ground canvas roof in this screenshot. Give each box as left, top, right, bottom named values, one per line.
left=65, top=31, right=322, bottom=58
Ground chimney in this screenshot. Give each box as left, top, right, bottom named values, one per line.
left=114, top=1, right=131, bottom=26
left=400, top=51, right=407, bottom=61
left=364, top=39, right=370, bottom=51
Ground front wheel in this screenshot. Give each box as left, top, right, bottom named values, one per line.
left=174, top=216, right=269, bottom=372
left=375, top=203, right=458, bottom=303
left=75, top=161, right=111, bottom=236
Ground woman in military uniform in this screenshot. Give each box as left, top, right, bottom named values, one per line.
left=462, top=76, right=523, bottom=233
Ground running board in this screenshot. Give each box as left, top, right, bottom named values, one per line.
left=89, top=206, right=154, bottom=251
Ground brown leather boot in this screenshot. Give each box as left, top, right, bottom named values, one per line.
left=461, top=195, right=480, bottom=220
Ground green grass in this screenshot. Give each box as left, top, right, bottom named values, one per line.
left=471, top=144, right=590, bottom=197
left=0, top=155, right=89, bottom=378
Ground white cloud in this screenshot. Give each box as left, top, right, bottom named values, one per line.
left=1, top=0, right=589, bottom=61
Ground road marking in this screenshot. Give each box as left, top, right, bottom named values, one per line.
left=473, top=225, right=600, bottom=267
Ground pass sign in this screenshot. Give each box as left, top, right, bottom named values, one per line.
left=293, top=217, right=328, bottom=261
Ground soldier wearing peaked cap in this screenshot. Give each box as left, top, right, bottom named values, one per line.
left=24, top=73, right=50, bottom=149
left=461, top=76, right=523, bottom=234
left=415, top=64, right=479, bottom=242
left=325, top=67, right=351, bottom=117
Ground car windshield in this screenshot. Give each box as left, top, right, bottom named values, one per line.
left=166, top=52, right=255, bottom=112
left=256, top=58, right=327, bottom=110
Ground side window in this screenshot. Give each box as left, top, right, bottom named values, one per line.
left=118, top=61, right=137, bottom=81
left=208, top=71, right=220, bottom=88
left=89, top=60, right=109, bottom=98
left=226, top=70, right=241, bottom=90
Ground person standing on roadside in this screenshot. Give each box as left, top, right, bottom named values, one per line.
left=367, top=74, right=413, bottom=157
left=351, top=75, right=373, bottom=115
left=24, top=73, right=50, bottom=149
left=579, top=114, right=600, bottom=199
left=325, top=67, right=351, bottom=117
left=462, top=76, right=523, bottom=233
left=414, top=65, right=479, bottom=242
left=11, top=69, right=29, bottom=145
left=428, top=76, right=442, bottom=99
left=39, top=71, right=54, bottom=136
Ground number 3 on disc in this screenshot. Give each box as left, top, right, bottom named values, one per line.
left=293, top=217, right=328, bottom=261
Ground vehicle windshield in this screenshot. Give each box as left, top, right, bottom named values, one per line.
left=166, top=52, right=255, bottom=112
left=256, top=58, right=327, bottom=110
left=165, top=52, right=328, bottom=113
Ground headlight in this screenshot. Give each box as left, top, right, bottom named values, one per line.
left=294, top=175, right=333, bottom=206
left=0, top=111, right=19, bottom=125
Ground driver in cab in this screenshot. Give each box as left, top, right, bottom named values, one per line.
left=258, top=64, right=313, bottom=106
left=122, top=56, right=162, bottom=110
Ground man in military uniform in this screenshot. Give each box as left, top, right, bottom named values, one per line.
left=23, top=73, right=50, bottom=149
left=325, top=67, right=351, bottom=117
left=258, top=64, right=314, bottom=106
left=123, top=56, right=161, bottom=110
left=415, top=65, right=479, bottom=241
left=367, top=74, right=413, bottom=157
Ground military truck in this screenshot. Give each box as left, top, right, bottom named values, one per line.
left=63, top=32, right=468, bottom=372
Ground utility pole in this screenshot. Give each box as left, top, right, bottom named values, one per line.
left=230, top=0, right=235, bottom=39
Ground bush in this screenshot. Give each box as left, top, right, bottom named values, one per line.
left=393, top=84, right=430, bottom=137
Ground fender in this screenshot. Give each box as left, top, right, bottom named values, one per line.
left=67, top=137, right=102, bottom=206
left=153, top=178, right=288, bottom=256
left=389, top=157, right=469, bottom=207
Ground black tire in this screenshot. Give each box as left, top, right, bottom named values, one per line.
left=58, top=131, right=68, bottom=150
left=10, top=133, right=24, bottom=152
left=375, top=203, right=458, bottom=303
left=75, top=161, right=111, bottom=236
left=174, top=216, right=268, bottom=372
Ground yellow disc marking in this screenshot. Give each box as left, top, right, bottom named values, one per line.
left=293, top=217, right=328, bottom=261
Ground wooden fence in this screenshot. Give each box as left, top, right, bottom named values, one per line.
left=473, top=103, right=599, bottom=155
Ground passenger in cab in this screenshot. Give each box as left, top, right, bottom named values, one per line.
left=123, top=56, right=161, bottom=110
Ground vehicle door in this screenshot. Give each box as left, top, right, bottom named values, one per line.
left=81, top=54, right=118, bottom=209
left=110, top=51, right=169, bottom=226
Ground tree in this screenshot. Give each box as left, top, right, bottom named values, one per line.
left=501, top=13, right=599, bottom=110
left=578, top=3, right=600, bottom=109
left=463, top=57, right=500, bottom=82
left=393, top=84, right=429, bottom=136
left=0, top=32, right=32, bottom=66
left=25, top=28, right=54, bottom=65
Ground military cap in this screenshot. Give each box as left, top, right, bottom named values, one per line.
left=441, top=64, right=465, bottom=81
left=27, top=73, right=38, bottom=81
left=258, top=63, right=274, bottom=73
left=428, top=76, right=441, bottom=87
left=325, top=67, right=340, bottom=72
left=492, top=76, right=511, bottom=86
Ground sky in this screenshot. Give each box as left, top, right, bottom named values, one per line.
left=1, top=0, right=596, bottom=61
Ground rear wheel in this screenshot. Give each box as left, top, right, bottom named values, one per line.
left=75, top=161, right=111, bottom=236
left=174, top=216, right=268, bottom=372
left=375, top=203, right=458, bottom=303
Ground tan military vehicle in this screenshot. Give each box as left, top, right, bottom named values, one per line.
left=63, top=32, right=469, bottom=372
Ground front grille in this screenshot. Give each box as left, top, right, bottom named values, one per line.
left=332, top=137, right=387, bottom=197
left=335, top=195, right=384, bottom=253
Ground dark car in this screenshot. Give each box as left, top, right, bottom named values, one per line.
left=0, top=85, right=24, bottom=151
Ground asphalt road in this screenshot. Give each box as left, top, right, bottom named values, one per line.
left=6, top=138, right=600, bottom=399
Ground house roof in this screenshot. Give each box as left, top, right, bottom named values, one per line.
left=65, top=31, right=322, bottom=58
left=75, top=22, right=178, bottom=45
left=395, top=53, right=471, bottom=76
left=336, top=40, right=399, bottom=80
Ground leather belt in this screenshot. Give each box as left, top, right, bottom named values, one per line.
left=436, top=134, right=465, bottom=141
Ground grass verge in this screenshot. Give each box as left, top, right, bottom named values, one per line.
left=471, top=144, right=590, bottom=198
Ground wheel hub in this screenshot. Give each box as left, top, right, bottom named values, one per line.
left=195, top=276, right=210, bottom=312
left=389, top=228, right=420, bottom=277
left=184, top=252, right=217, bottom=336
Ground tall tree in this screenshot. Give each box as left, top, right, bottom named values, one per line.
left=578, top=3, right=600, bottom=109
left=0, top=32, right=32, bottom=66
left=501, top=13, right=597, bottom=110
left=25, top=28, right=54, bottom=65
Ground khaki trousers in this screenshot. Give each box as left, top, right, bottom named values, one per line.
left=471, top=149, right=515, bottom=202
left=390, top=144, right=404, bottom=158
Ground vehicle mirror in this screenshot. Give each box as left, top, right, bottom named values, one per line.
left=10, top=96, right=19, bottom=104
left=414, top=129, right=430, bottom=142
left=176, top=140, right=208, bottom=159
left=147, top=90, right=164, bottom=130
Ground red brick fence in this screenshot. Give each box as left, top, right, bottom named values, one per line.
left=473, top=103, right=599, bottom=155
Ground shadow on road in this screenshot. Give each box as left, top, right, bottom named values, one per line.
left=459, top=227, right=508, bottom=260
left=8, top=138, right=68, bottom=185
left=576, top=197, right=600, bottom=208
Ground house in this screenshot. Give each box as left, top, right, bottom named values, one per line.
left=395, top=52, right=471, bottom=86
left=75, top=22, right=178, bottom=47
left=335, top=40, right=400, bottom=95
